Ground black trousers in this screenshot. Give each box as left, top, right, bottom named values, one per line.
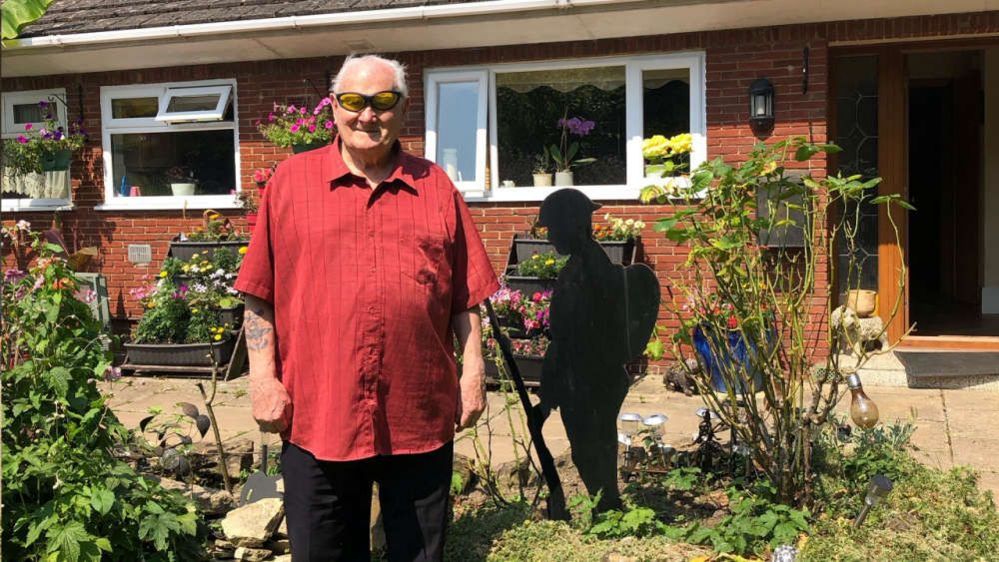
left=281, top=441, right=453, bottom=562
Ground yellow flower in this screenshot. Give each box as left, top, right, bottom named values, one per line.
left=239, top=246, right=248, bottom=255
left=147, top=301, right=156, bottom=308
left=207, top=212, right=221, bottom=221
left=668, top=133, right=693, bottom=155
left=642, top=135, right=669, bottom=160
left=159, top=271, right=168, bottom=278
left=191, top=308, right=199, bottom=313
left=545, top=259, right=555, bottom=266
left=532, top=254, right=540, bottom=260
left=760, top=161, right=777, bottom=175
left=213, top=334, right=222, bottom=341
left=182, top=265, right=190, bottom=272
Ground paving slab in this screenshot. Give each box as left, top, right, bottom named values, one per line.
left=101, top=374, right=999, bottom=496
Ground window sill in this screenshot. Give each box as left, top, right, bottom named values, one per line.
left=460, top=181, right=703, bottom=204
left=95, top=196, right=244, bottom=212
left=1, top=201, right=75, bottom=212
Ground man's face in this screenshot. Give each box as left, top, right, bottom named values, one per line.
left=332, top=61, right=408, bottom=155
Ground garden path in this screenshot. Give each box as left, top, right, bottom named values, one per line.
left=100, top=375, right=999, bottom=496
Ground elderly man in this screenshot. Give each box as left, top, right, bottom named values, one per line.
left=235, top=54, right=498, bottom=561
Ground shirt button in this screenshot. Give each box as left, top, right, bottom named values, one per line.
left=368, top=306, right=376, bottom=314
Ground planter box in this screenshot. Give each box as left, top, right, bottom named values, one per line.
left=124, top=336, right=236, bottom=367
left=505, top=276, right=557, bottom=297
left=169, top=238, right=248, bottom=262
left=509, top=234, right=637, bottom=267
left=485, top=353, right=544, bottom=386
left=219, top=304, right=244, bottom=328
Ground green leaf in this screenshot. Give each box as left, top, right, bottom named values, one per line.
left=90, top=488, right=115, bottom=515
left=46, top=521, right=89, bottom=562
left=1, top=0, right=56, bottom=41
left=44, top=366, right=71, bottom=398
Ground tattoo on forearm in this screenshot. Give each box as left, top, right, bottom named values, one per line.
left=245, top=313, right=274, bottom=351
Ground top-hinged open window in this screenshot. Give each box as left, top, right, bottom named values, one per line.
left=156, top=85, right=232, bottom=123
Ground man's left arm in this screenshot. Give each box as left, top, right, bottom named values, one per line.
left=452, top=306, right=486, bottom=430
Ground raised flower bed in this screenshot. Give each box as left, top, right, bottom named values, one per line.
left=124, top=336, right=236, bottom=367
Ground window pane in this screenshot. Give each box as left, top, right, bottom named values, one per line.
left=435, top=82, right=479, bottom=183
left=13, top=103, right=45, bottom=124
left=643, top=68, right=690, bottom=138
left=166, top=94, right=221, bottom=113
left=110, top=130, right=236, bottom=197
left=496, top=66, right=626, bottom=187
left=112, top=97, right=158, bottom=119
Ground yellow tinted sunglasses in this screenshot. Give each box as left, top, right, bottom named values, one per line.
left=334, top=91, right=403, bottom=112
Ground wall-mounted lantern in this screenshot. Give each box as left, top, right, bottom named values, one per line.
left=748, top=78, right=775, bottom=129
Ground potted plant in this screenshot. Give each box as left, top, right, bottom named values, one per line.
left=591, top=213, right=644, bottom=264
left=2, top=100, right=86, bottom=176
left=169, top=210, right=249, bottom=261
left=165, top=165, right=197, bottom=196
left=639, top=132, right=693, bottom=203
left=258, top=99, right=335, bottom=153
left=531, top=149, right=553, bottom=187
left=549, top=114, right=596, bottom=186
left=484, top=287, right=552, bottom=385
left=504, top=250, right=567, bottom=296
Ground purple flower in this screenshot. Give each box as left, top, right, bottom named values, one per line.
left=103, top=365, right=122, bottom=382
left=3, top=269, right=26, bottom=284
left=38, top=100, right=49, bottom=108
left=558, top=116, right=595, bottom=136
left=53, top=130, right=63, bottom=140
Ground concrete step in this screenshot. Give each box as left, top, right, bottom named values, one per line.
left=845, top=351, right=999, bottom=391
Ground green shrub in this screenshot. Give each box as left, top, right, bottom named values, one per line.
left=2, top=229, right=206, bottom=561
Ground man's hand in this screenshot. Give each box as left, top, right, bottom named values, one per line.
left=456, top=362, right=486, bottom=430
left=250, top=376, right=292, bottom=433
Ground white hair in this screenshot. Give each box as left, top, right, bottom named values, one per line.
left=330, top=54, right=409, bottom=98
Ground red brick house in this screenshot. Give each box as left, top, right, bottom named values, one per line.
left=2, top=1, right=998, bottom=354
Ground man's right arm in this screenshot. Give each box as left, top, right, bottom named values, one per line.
left=245, top=294, right=292, bottom=433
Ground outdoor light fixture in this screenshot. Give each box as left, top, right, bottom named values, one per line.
left=642, top=413, right=669, bottom=443
left=854, top=474, right=893, bottom=527
left=619, top=412, right=642, bottom=439
left=846, top=374, right=880, bottom=429
left=748, top=78, right=775, bottom=129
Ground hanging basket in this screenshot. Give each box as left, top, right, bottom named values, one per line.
left=39, top=149, right=72, bottom=172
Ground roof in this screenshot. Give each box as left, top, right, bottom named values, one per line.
left=18, top=0, right=485, bottom=38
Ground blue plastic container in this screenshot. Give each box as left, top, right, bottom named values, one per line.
left=693, top=325, right=765, bottom=394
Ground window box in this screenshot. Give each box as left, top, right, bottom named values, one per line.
left=168, top=237, right=248, bottom=262
left=485, top=354, right=543, bottom=387
left=124, top=336, right=236, bottom=368
left=2, top=88, right=73, bottom=210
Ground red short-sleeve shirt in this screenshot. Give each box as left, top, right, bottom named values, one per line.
left=235, top=138, right=499, bottom=461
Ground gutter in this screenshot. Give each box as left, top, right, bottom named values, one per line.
left=4, top=0, right=647, bottom=51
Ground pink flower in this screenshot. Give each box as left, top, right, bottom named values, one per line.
left=325, top=120, right=334, bottom=129
left=290, top=124, right=300, bottom=133
left=295, top=118, right=304, bottom=125
left=287, top=105, right=297, bottom=114
left=24, top=123, right=32, bottom=131
left=268, top=113, right=276, bottom=122
left=308, top=124, right=316, bottom=133
left=16, top=135, right=28, bottom=144
left=299, top=107, right=307, bottom=115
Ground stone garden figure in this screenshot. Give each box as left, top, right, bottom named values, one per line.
left=535, top=188, right=660, bottom=512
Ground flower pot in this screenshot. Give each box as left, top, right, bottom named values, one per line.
left=39, top=149, right=72, bottom=172
left=219, top=304, right=244, bottom=328
left=170, top=182, right=197, bottom=196
left=532, top=173, right=553, bottom=187
left=124, top=336, right=236, bottom=367
left=505, top=276, right=557, bottom=297
left=292, top=141, right=327, bottom=154
left=513, top=236, right=560, bottom=263
left=599, top=239, right=635, bottom=266
left=485, top=353, right=544, bottom=386
left=692, top=325, right=766, bottom=394
left=169, top=238, right=249, bottom=262
left=554, top=171, right=574, bottom=186
left=846, top=290, right=877, bottom=318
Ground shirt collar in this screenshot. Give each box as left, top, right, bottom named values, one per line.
left=323, top=135, right=418, bottom=192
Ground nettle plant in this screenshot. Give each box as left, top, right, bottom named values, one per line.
left=654, top=137, right=911, bottom=505
left=1, top=227, right=204, bottom=561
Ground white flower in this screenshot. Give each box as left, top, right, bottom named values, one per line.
left=15, top=220, right=30, bottom=232
left=625, top=219, right=635, bottom=227
left=190, top=265, right=200, bottom=273
left=192, top=283, right=208, bottom=293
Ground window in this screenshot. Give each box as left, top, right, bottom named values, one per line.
left=99, top=80, right=240, bottom=210
left=1, top=89, right=71, bottom=211
left=425, top=53, right=705, bottom=201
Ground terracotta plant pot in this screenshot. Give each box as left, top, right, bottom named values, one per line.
left=846, top=289, right=877, bottom=318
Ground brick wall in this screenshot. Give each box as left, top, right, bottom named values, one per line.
left=3, top=12, right=997, bottom=361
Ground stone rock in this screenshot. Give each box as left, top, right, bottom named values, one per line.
left=144, top=476, right=233, bottom=516
left=233, top=546, right=272, bottom=561
left=221, top=498, right=284, bottom=547
left=665, top=359, right=700, bottom=395
left=215, top=539, right=235, bottom=550
left=197, top=438, right=254, bottom=479
left=269, top=538, right=291, bottom=554
left=451, top=453, right=475, bottom=494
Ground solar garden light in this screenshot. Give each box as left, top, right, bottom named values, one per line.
left=618, top=412, right=642, bottom=440
left=854, top=474, right=893, bottom=527
left=642, top=413, right=669, bottom=463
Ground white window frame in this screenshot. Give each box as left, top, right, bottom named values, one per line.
left=424, top=70, right=489, bottom=195
left=156, top=85, right=233, bottom=123
left=1, top=88, right=73, bottom=212
left=97, top=79, right=241, bottom=211
left=424, top=52, right=706, bottom=202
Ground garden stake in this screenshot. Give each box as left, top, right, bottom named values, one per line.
left=484, top=299, right=568, bottom=520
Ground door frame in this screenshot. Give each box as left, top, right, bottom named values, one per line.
left=830, top=38, right=999, bottom=350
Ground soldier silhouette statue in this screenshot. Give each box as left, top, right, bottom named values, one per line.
left=534, top=189, right=660, bottom=512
